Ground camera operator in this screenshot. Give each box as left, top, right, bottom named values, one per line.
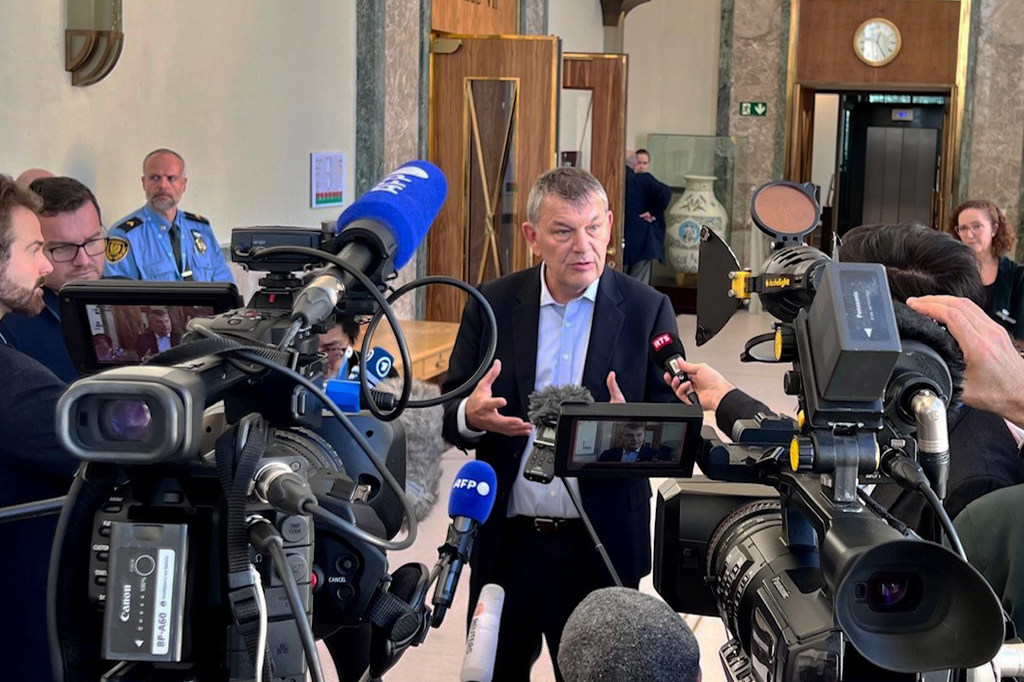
left=904, top=294, right=1024, bottom=634
left=0, top=173, right=79, bottom=681
left=670, top=223, right=1024, bottom=536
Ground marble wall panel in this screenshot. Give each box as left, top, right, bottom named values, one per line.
left=719, top=0, right=789, bottom=267
left=965, top=0, right=1024, bottom=256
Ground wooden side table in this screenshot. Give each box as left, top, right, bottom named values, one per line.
left=357, top=319, right=460, bottom=381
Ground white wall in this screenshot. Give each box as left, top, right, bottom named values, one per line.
left=548, top=0, right=605, bottom=53
left=623, top=0, right=721, bottom=146
left=0, top=0, right=357, bottom=242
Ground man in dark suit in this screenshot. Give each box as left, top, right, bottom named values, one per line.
left=136, top=306, right=182, bottom=359
left=441, top=167, right=681, bottom=681
left=596, top=422, right=661, bottom=462
left=623, top=149, right=672, bottom=285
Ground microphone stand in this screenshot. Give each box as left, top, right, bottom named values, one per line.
left=563, top=480, right=622, bottom=587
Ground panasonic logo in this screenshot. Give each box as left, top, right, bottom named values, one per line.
left=119, top=584, right=132, bottom=622
left=453, top=478, right=491, bottom=496
left=372, top=165, right=429, bottom=196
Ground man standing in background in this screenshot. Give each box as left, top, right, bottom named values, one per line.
left=623, top=149, right=671, bottom=285
left=105, top=148, right=234, bottom=282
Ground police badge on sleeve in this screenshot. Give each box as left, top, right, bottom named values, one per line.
left=190, top=229, right=208, bottom=254
left=105, top=237, right=129, bottom=263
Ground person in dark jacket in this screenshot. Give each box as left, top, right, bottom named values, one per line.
left=0, top=173, right=79, bottom=682
left=947, top=198, right=1024, bottom=340
left=623, top=149, right=672, bottom=284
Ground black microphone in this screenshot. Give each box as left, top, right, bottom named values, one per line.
left=557, top=587, right=701, bottom=682
left=649, top=331, right=700, bottom=407
left=431, top=461, right=498, bottom=627
left=290, top=160, right=447, bottom=327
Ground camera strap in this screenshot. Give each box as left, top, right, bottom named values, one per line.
left=216, top=416, right=272, bottom=678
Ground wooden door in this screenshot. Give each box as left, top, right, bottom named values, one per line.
left=428, top=34, right=559, bottom=323
left=563, top=52, right=628, bottom=270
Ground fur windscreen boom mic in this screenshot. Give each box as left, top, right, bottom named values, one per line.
left=526, top=384, right=594, bottom=428
left=557, top=587, right=701, bottom=682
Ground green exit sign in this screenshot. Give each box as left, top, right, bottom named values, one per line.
left=739, top=101, right=768, bottom=116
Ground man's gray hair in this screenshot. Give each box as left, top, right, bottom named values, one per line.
left=526, top=167, right=608, bottom=224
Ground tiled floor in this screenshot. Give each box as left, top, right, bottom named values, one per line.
left=321, top=308, right=797, bottom=681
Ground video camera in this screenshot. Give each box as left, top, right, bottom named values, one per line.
left=551, top=181, right=1007, bottom=681
left=41, top=161, right=499, bottom=681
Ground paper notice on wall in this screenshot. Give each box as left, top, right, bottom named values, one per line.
left=311, top=151, right=346, bottom=208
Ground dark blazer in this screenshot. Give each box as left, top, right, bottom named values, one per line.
left=136, top=329, right=183, bottom=358
left=597, top=444, right=662, bottom=462
left=441, top=265, right=680, bottom=587
left=0, top=287, right=79, bottom=382
left=623, top=166, right=672, bottom=266
left=989, top=255, right=1024, bottom=341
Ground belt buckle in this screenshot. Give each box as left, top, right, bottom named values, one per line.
left=532, top=517, right=557, bottom=532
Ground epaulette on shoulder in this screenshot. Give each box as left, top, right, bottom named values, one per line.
left=115, top=216, right=143, bottom=232
left=184, top=211, right=210, bottom=225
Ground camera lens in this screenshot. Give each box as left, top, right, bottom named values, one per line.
left=99, top=399, right=153, bottom=442
left=864, top=571, right=922, bottom=612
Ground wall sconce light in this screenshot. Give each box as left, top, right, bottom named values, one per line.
left=65, top=0, right=123, bottom=86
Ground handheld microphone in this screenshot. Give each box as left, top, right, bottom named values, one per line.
left=431, top=460, right=497, bottom=627
left=460, top=583, right=504, bottom=682
left=524, top=384, right=594, bottom=484
left=557, top=587, right=701, bottom=682
left=348, top=346, right=395, bottom=388
left=649, top=332, right=700, bottom=407
left=291, top=160, right=447, bottom=327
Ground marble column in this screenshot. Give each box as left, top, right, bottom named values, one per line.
left=716, top=0, right=790, bottom=267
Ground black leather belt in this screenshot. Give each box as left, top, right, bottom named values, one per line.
left=510, top=516, right=584, bottom=533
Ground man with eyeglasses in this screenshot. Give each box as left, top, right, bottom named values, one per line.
left=0, top=176, right=106, bottom=381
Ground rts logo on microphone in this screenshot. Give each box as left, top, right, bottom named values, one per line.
left=651, top=333, right=672, bottom=351
left=453, top=477, right=491, bottom=497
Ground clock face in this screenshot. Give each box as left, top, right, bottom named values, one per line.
left=854, top=18, right=902, bottom=66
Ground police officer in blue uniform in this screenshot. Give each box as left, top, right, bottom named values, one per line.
left=105, top=148, right=234, bottom=282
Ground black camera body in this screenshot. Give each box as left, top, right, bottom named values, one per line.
left=49, top=227, right=410, bottom=681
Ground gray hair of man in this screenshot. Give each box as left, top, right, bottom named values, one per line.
left=526, top=167, right=609, bottom=225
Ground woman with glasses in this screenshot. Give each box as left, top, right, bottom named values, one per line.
left=947, top=199, right=1024, bottom=340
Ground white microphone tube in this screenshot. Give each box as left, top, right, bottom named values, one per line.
left=460, top=583, right=505, bottom=682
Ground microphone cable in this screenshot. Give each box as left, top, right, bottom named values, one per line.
left=248, top=517, right=325, bottom=682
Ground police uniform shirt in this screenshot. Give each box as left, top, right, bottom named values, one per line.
left=104, top=204, right=235, bottom=282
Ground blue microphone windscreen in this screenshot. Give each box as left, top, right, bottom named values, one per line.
left=335, top=160, right=447, bottom=270
left=448, top=460, right=497, bottom=523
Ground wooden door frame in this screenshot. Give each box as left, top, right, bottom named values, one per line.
left=427, top=33, right=559, bottom=323
left=562, top=52, right=628, bottom=270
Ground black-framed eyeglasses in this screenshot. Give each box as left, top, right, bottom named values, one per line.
left=47, top=237, right=107, bottom=263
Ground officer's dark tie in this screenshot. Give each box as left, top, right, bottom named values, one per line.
left=168, top=224, right=194, bottom=281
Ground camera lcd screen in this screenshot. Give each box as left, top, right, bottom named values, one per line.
left=59, top=280, right=242, bottom=374
left=553, top=402, right=703, bottom=478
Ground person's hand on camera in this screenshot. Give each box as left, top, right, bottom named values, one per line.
left=663, top=359, right=735, bottom=411
left=465, top=359, right=533, bottom=437
left=908, top=295, right=1024, bottom=426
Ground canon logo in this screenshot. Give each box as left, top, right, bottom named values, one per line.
left=119, top=584, right=132, bottom=623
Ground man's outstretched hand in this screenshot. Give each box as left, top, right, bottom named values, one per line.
left=464, top=360, right=533, bottom=436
